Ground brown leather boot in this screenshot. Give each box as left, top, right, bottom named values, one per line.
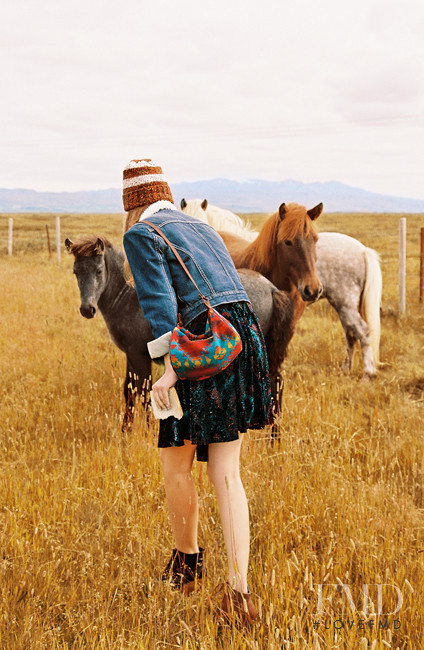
left=217, top=582, right=258, bottom=625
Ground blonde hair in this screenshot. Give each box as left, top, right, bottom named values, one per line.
left=123, top=206, right=149, bottom=286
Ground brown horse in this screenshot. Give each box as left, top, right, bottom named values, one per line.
left=219, top=201, right=323, bottom=336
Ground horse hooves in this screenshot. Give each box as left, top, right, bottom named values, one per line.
left=269, top=423, right=281, bottom=443
left=122, top=414, right=134, bottom=433
left=341, top=361, right=351, bottom=374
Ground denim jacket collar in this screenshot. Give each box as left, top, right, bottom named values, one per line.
left=138, top=200, right=177, bottom=221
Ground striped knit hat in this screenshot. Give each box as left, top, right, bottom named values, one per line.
left=123, top=159, right=174, bottom=211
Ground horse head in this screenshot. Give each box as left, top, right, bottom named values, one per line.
left=65, top=236, right=110, bottom=318
left=229, top=202, right=323, bottom=302
left=180, top=197, right=208, bottom=213
left=273, top=202, right=323, bottom=302
left=181, top=197, right=322, bottom=302
left=181, top=198, right=257, bottom=240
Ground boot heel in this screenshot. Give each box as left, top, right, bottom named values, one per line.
left=182, top=577, right=203, bottom=595
left=216, top=582, right=258, bottom=625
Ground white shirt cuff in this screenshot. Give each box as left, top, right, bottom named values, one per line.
left=147, top=330, right=173, bottom=359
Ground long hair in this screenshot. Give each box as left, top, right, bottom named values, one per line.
left=123, top=206, right=148, bottom=286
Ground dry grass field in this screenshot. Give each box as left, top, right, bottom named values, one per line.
left=0, top=210, right=423, bottom=649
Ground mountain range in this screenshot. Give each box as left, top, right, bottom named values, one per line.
left=1, top=179, right=424, bottom=213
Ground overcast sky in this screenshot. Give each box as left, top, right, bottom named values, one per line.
left=1, top=0, right=423, bottom=199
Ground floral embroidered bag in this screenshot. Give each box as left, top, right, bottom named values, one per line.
left=142, top=221, right=242, bottom=380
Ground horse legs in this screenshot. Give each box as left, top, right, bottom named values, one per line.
left=359, top=331, right=377, bottom=378
left=270, top=372, right=284, bottom=439
left=122, top=355, right=151, bottom=431
left=122, top=361, right=137, bottom=432
left=338, top=308, right=376, bottom=378
left=341, top=326, right=356, bottom=373
left=270, top=372, right=284, bottom=417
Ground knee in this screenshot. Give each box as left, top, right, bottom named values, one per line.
left=161, top=464, right=188, bottom=480
left=160, top=455, right=193, bottom=484
left=160, top=441, right=196, bottom=472
left=207, top=462, right=240, bottom=490
left=162, top=467, right=196, bottom=495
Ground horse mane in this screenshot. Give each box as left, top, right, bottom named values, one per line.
left=182, top=198, right=257, bottom=241
left=242, top=203, right=318, bottom=276
left=69, top=236, right=114, bottom=257
left=278, top=203, right=318, bottom=241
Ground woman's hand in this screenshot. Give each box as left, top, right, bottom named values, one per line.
left=152, top=354, right=178, bottom=410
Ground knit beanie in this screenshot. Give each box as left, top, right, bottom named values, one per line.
left=123, top=159, right=174, bottom=211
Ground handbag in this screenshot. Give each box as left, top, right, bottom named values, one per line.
left=142, top=221, right=242, bottom=380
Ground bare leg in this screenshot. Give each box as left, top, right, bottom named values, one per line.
left=160, top=441, right=199, bottom=554
left=207, top=435, right=249, bottom=593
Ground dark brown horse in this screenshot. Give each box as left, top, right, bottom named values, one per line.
left=219, top=201, right=323, bottom=338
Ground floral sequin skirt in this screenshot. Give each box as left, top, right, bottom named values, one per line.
left=158, top=301, right=274, bottom=461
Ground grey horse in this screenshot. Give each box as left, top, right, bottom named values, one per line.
left=65, top=236, right=293, bottom=430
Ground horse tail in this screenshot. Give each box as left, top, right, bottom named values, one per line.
left=265, top=289, right=295, bottom=377
left=360, top=247, right=382, bottom=365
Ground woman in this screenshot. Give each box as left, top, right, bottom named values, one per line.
left=122, top=159, right=273, bottom=624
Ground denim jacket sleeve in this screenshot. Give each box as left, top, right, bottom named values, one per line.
left=123, top=226, right=177, bottom=359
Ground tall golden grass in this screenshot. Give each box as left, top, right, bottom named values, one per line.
left=0, top=211, right=423, bottom=649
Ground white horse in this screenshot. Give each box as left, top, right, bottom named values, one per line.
left=180, top=198, right=382, bottom=378
left=180, top=198, right=257, bottom=241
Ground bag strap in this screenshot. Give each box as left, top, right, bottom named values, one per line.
left=142, top=220, right=212, bottom=309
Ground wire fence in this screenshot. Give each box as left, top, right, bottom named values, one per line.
left=0, top=213, right=124, bottom=256
left=1, top=212, right=423, bottom=310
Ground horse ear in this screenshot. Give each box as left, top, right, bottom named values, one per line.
left=307, top=203, right=323, bottom=220
left=95, top=238, right=105, bottom=253
left=64, top=238, right=73, bottom=252
left=201, top=199, right=208, bottom=210
left=278, top=203, right=287, bottom=220
left=180, top=198, right=187, bottom=209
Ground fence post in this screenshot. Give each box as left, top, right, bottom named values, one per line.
left=398, top=218, right=406, bottom=315
left=8, top=218, right=13, bottom=256
left=56, top=216, right=61, bottom=264
left=46, top=224, right=52, bottom=258
left=420, top=227, right=424, bottom=304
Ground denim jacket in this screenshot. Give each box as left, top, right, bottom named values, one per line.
left=123, top=207, right=250, bottom=358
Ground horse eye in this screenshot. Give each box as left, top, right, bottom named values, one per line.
left=96, top=268, right=102, bottom=276
left=285, top=240, right=293, bottom=247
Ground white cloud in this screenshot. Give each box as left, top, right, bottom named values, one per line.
left=0, top=0, right=423, bottom=199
